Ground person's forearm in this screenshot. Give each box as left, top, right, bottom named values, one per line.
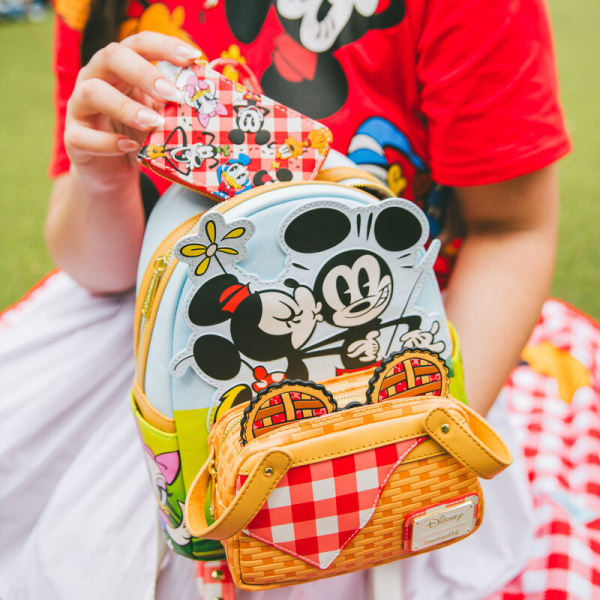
left=45, top=168, right=145, bottom=294
left=445, top=166, right=559, bottom=415
left=445, top=225, right=556, bottom=415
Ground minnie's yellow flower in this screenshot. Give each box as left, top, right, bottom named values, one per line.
left=179, top=219, right=247, bottom=276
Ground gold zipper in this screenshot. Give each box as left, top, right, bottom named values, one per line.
left=219, top=416, right=243, bottom=454
left=334, top=393, right=367, bottom=408
left=135, top=255, right=168, bottom=372
left=344, top=178, right=396, bottom=199
left=135, top=219, right=203, bottom=381
left=142, top=254, right=168, bottom=319
left=209, top=414, right=241, bottom=476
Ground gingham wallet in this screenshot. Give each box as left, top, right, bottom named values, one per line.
left=138, top=62, right=332, bottom=200
left=184, top=349, right=513, bottom=591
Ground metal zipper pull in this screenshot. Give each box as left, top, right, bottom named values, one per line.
left=142, top=256, right=167, bottom=319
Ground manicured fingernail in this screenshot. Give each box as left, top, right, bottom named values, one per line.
left=154, top=78, right=179, bottom=101
left=137, top=109, right=165, bottom=127
left=117, top=138, right=140, bottom=153
left=175, top=44, right=203, bottom=59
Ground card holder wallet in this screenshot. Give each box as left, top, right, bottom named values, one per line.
left=139, top=62, right=333, bottom=201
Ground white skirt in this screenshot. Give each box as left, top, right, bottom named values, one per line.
left=0, top=272, right=533, bottom=600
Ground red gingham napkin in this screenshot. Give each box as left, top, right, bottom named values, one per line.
left=239, top=436, right=425, bottom=569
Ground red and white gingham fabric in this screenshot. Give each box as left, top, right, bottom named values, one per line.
left=142, top=64, right=330, bottom=196
left=239, top=436, right=425, bottom=569
left=486, top=299, right=600, bottom=600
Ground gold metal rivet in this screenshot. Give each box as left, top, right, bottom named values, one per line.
left=208, top=459, right=217, bottom=478
left=214, top=597, right=224, bottom=600
left=211, top=569, right=225, bottom=581
left=441, top=424, right=450, bottom=434
left=264, top=467, right=274, bottom=477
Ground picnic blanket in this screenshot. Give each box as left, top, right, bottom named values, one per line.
left=486, top=299, right=600, bottom=599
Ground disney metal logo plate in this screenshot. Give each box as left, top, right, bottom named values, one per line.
left=409, top=495, right=479, bottom=551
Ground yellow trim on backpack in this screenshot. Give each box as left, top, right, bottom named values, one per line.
left=133, top=380, right=176, bottom=433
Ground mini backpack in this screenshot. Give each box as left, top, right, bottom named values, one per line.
left=132, top=62, right=511, bottom=591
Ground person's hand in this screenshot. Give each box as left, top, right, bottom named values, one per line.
left=64, top=32, right=202, bottom=189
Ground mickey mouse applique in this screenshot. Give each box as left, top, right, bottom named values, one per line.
left=171, top=196, right=450, bottom=422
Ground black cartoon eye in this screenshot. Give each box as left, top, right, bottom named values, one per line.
left=336, top=276, right=351, bottom=305
left=374, top=205, right=423, bottom=252
left=284, top=208, right=351, bottom=254
left=358, top=267, right=370, bottom=296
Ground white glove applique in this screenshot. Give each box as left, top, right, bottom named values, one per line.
left=400, top=321, right=446, bottom=354
left=347, top=330, right=380, bottom=362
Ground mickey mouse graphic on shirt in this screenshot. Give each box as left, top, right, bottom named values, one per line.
left=225, top=0, right=406, bottom=119
left=171, top=197, right=449, bottom=411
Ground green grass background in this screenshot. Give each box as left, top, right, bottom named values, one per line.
left=0, top=4, right=598, bottom=317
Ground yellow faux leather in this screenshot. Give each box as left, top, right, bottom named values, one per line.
left=316, top=167, right=383, bottom=185
left=238, top=397, right=466, bottom=474
left=184, top=392, right=512, bottom=591
left=186, top=448, right=293, bottom=540
left=132, top=381, right=176, bottom=433
left=423, top=405, right=512, bottom=479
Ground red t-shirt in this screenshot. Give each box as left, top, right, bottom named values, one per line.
left=51, top=0, right=570, bottom=283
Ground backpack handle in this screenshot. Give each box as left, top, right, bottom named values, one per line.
left=185, top=447, right=293, bottom=540
left=185, top=400, right=512, bottom=541
left=423, top=403, right=512, bottom=479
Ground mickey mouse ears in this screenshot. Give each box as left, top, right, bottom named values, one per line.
left=240, top=350, right=450, bottom=444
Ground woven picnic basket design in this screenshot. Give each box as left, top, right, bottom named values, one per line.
left=215, top=397, right=465, bottom=501
left=184, top=391, right=510, bottom=591
left=235, top=455, right=481, bottom=587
